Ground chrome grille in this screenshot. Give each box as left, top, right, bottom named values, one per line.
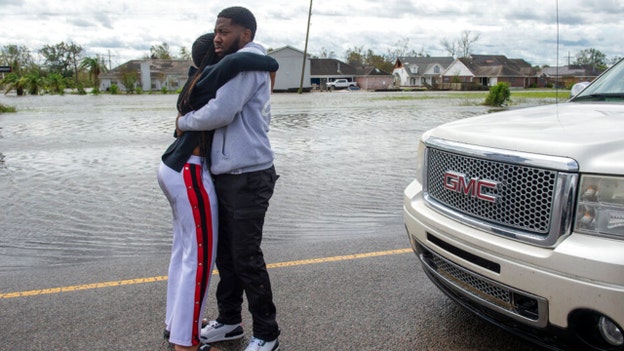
left=432, top=254, right=511, bottom=304
left=420, top=246, right=548, bottom=327
left=426, top=147, right=557, bottom=235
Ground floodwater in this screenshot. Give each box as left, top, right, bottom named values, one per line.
left=0, top=91, right=495, bottom=270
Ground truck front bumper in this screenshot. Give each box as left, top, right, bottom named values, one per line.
left=403, top=179, right=624, bottom=350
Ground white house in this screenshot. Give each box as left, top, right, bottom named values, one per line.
left=99, top=59, right=189, bottom=92
left=393, top=56, right=454, bottom=87
left=268, top=46, right=311, bottom=92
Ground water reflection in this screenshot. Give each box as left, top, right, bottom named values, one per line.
left=0, top=92, right=487, bottom=270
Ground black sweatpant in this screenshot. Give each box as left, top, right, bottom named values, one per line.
left=213, top=165, right=280, bottom=341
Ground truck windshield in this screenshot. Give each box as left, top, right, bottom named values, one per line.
left=573, top=59, right=624, bottom=102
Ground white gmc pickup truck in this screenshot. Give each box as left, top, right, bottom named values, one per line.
left=404, top=59, right=624, bottom=351
left=326, top=79, right=357, bottom=89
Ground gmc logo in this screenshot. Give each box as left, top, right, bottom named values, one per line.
left=443, top=171, right=498, bottom=203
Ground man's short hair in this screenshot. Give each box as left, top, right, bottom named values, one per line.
left=218, top=6, right=257, bottom=40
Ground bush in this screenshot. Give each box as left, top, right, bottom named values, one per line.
left=485, top=82, right=511, bottom=107
left=0, top=103, right=16, bottom=113
left=110, top=84, right=119, bottom=95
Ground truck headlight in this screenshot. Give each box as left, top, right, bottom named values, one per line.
left=575, top=175, right=624, bottom=239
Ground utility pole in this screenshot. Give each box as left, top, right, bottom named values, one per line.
left=298, top=0, right=312, bottom=94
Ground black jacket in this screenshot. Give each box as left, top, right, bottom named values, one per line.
left=161, top=52, right=278, bottom=172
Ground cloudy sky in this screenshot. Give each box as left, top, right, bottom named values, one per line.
left=1, top=0, right=622, bottom=68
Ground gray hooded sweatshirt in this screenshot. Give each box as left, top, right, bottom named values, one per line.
left=177, top=42, right=274, bottom=175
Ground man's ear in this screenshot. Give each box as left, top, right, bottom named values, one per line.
left=243, top=28, right=253, bottom=43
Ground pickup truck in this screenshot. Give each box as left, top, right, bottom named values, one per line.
left=326, top=79, right=357, bottom=89
left=404, top=59, right=624, bottom=351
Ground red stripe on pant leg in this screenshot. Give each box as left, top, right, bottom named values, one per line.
left=182, top=163, right=213, bottom=345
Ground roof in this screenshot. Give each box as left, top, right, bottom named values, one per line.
left=268, top=45, right=308, bottom=56
left=355, top=65, right=392, bottom=76
left=100, top=59, right=191, bottom=79
left=540, top=64, right=605, bottom=77
left=394, top=56, right=454, bottom=76
left=457, top=55, right=536, bottom=77
left=310, top=58, right=357, bottom=76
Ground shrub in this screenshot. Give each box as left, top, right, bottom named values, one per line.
left=0, top=103, right=16, bottom=113
left=485, top=82, right=511, bottom=107
left=110, top=84, right=119, bottom=95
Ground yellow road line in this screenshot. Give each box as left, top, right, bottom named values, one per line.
left=0, top=248, right=412, bottom=299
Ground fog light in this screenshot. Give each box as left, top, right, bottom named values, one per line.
left=598, top=316, right=624, bottom=346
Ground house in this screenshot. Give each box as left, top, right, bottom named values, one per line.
left=99, top=59, right=190, bottom=92
left=267, top=46, right=311, bottom=92
left=442, top=55, right=537, bottom=89
left=538, top=65, right=605, bottom=88
left=354, top=66, right=394, bottom=91
left=393, top=56, right=454, bottom=88
left=310, top=58, right=358, bottom=90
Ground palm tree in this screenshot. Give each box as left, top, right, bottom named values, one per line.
left=80, top=56, right=108, bottom=93
left=1, top=72, right=27, bottom=95
left=23, top=71, right=44, bottom=95
left=45, top=73, right=66, bottom=95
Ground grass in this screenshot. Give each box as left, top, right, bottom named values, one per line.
left=373, top=89, right=570, bottom=105
left=0, top=103, right=17, bottom=113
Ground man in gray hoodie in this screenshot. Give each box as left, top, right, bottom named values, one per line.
left=175, top=6, right=280, bottom=351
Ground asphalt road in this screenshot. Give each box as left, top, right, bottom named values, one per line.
left=0, top=233, right=541, bottom=351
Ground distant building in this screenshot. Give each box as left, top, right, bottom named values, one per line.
left=538, top=65, right=605, bottom=88
left=268, top=46, right=311, bottom=92
left=355, top=66, right=394, bottom=91
left=310, top=58, right=357, bottom=90
left=393, top=57, right=454, bottom=88
left=99, top=59, right=190, bottom=92
left=442, top=55, right=537, bottom=89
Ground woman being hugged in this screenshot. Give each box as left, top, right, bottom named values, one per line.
left=157, top=33, right=278, bottom=351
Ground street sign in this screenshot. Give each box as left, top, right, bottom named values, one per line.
left=0, top=66, right=12, bottom=73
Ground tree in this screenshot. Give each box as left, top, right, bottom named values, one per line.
left=387, top=38, right=422, bottom=59
left=1, top=72, right=27, bottom=95
left=458, top=31, right=480, bottom=58
left=345, top=46, right=365, bottom=66
left=575, top=48, right=607, bottom=68
left=150, top=43, right=172, bottom=59
left=0, top=45, right=34, bottom=75
left=23, top=71, right=44, bottom=95
left=80, top=55, right=108, bottom=93
left=440, top=38, right=458, bottom=58
left=121, top=69, right=138, bottom=93
left=365, top=49, right=393, bottom=73
left=179, top=46, right=191, bottom=60
left=317, top=47, right=335, bottom=59
left=40, top=41, right=84, bottom=80
left=45, top=73, right=66, bottom=95
left=441, top=31, right=480, bottom=58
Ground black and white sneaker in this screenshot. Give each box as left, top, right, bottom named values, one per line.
left=244, top=337, right=279, bottom=351
left=200, top=320, right=244, bottom=343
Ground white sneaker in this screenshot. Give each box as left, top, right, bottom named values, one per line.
left=244, top=336, right=280, bottom=351
left=200, top=320, right=244, bottom=343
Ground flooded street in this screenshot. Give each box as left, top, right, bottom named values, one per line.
left=0, top=91, right=491, bottom=270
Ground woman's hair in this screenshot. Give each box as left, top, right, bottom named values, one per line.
left=177, top=33, right=218, bottom=114
left=176, top=33, right=220, bottom=163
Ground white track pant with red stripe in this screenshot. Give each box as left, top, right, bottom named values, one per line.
left=157, top=155, right=218, bottom=347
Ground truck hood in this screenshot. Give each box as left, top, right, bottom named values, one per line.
left=426, top=102, right=624, bottom=175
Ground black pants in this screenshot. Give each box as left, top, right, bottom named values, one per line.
left=213, top=166, right=280, bottom=341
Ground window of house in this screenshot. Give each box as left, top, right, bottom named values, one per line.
left=434, top=65, right=440, bottom=74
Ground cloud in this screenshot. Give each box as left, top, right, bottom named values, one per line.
left=0, top=0, right=621, bottom=68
